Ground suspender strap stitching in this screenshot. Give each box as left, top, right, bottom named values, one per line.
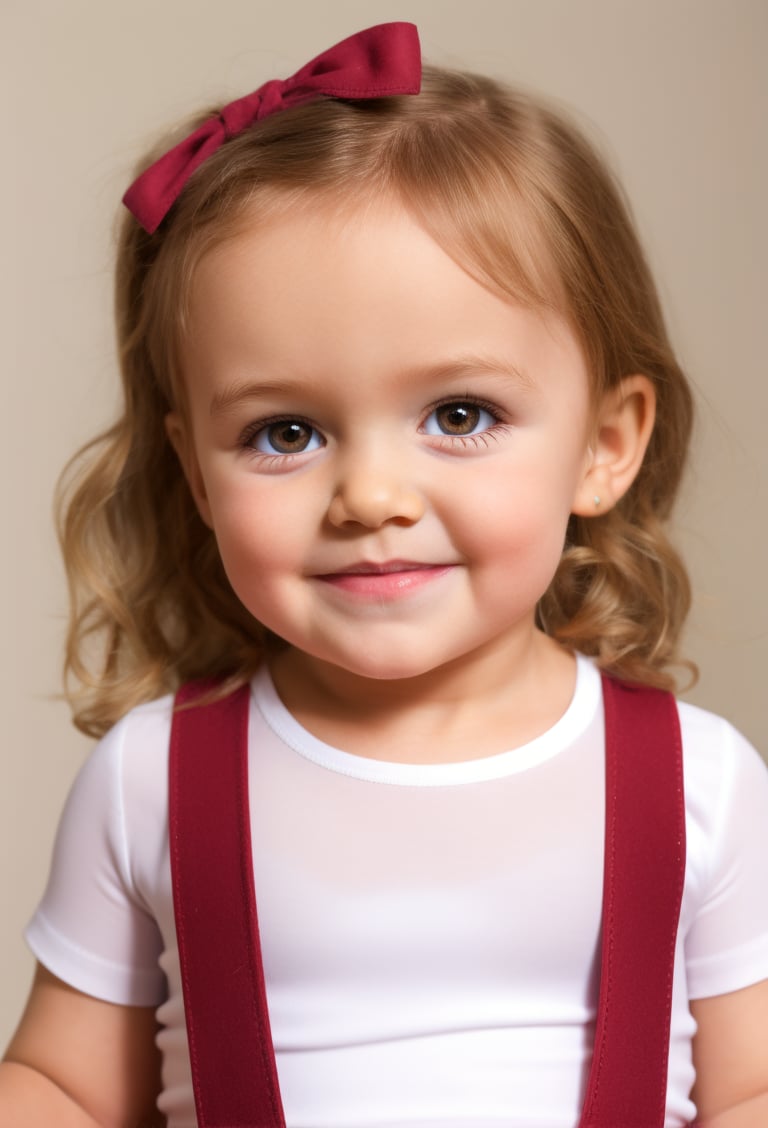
left=169, top=697, right=205, bottom=1113
left=169, top=680, right=286, bottom=1127
left=583, top=748, right=619, bottom=1117
left=233, top=685, right=286, bottom=1126
left=579, top=676, right=686, bottom=1128
left=660, top=690, right=686, bottom=1122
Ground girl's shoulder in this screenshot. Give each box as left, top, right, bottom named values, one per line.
left=652, top=692, right=768, bottom=851
left=26, top=693, right=178, bottom=1007
left=675, top=696, right=767, bottom=802
left=57, top=693, right=178, bottom=871
left=675, top=699, right=768, bottom=998
left=87, top=690, right=176, bottom=795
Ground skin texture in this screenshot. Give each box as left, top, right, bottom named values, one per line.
left=3, top=201, right=765, bottom=1122
left=691, top=980, right=768, bottom=1123
left=1, top=963, right=164, bottom=1125
left=169, top=201, right=655, bottom=761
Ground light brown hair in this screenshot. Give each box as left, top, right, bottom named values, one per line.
left=58, top=65, right=695, bottom=737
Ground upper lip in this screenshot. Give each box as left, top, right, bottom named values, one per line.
left=319, top=559, right=440, bottom=575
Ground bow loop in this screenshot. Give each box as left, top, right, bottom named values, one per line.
left=123, top=22, right=421, bottom=233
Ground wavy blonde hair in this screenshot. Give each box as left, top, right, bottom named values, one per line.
left=58, top=65, right=695, bottom=737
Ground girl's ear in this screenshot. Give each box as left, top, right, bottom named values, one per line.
left=571, top=374, right=656, bottom=517
left=165, top=412, right=214, bottom=528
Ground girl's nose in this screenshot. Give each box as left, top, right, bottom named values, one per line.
left=326, top=450, right=425, bottom=529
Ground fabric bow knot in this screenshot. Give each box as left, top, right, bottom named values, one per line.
left=123, top=22, right=421, bottom=234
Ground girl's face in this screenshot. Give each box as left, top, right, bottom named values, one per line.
left=173, top=202, right=598, bottom=689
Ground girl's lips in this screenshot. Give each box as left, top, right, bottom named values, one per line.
left=315, top=563, right=454, bottom=598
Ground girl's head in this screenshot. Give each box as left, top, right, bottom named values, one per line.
left=61, top=28, right=694, bottom=735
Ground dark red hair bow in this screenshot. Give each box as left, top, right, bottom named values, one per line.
left=123, top=22, right=421, bottom=234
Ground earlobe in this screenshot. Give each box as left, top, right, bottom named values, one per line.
left=572, top=375, right=656, bottom=517
left=165, top=412, right=214, bottom=528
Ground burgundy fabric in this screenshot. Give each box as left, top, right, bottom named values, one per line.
left=170, top=673, right=687, bottom=1126
left=578, top=676, right=686, bottom=1128
left=169, top=679, right=286, bottom=1127
left=123, top=22, right=421, bottom=233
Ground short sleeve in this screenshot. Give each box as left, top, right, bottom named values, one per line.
left=25, top=717, right=167, bottom=1006
left=682, top=712, right=768, bottom=1000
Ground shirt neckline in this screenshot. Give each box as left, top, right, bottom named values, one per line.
left=252, top=654, right=601, bottom=787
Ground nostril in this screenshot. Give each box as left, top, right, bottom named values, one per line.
left=326, top=480, right=425, bottom=530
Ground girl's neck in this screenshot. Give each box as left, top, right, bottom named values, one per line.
left=267, top=632, right=578, bottom=765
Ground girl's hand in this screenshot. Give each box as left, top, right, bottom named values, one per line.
left=691, top=978, right=768, bottom=1124
left=1, top=962, right=163, bottom=1126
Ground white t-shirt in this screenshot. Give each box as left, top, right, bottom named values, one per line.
left=26, top=655, right=768, bottom=1127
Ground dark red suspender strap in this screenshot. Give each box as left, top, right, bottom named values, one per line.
left=169, top=679, right=286, bottom=1128
left=169, top=674, right=686, bottom=1128
left=578, top=676, right=687, bottom=1128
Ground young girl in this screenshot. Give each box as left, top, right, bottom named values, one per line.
left=2, top=21, right=767, bottom=1128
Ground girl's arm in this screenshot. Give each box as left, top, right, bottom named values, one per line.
left=691, top=978, right=768, bottom=1126
left=0, top=962, right=164, bottom=1127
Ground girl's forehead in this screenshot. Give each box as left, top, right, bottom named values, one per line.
left=190, top=201, right=560, bottom=340
left=197, top=195, right=415, bottom=268
left=179, top=201, right=592, bottom=421
left=192, top=195, right=562, bottom=323
left=193, top=186, right=563, bottom=300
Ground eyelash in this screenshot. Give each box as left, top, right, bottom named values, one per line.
left=237, top=396, right=511, bottom=461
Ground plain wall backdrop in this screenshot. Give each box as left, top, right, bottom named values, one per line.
left=3, top=0, right=766, bottom=1047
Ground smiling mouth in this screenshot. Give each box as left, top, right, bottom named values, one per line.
left=315, top=561, right=453, bottom=598
left=325, top=560, right=434, bottom=575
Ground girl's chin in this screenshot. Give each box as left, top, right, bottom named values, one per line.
left=270, top=641, right=459, bottom=686
left=271, top=632, right=529, bottom=692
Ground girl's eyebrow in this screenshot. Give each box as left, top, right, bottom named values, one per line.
left=416, top=356, right=535, bottom=389
left=208, top=356, right=533, bottom=418
left=209, top=378, right=308, bottom=418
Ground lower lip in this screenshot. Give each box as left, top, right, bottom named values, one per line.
left=316, top=566, right=453, bottom=599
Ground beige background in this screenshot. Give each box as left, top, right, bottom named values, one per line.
left=2, top=0, right=766, bottom=1047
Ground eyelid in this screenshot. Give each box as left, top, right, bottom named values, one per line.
left=239, top=413, right=323, bottom=444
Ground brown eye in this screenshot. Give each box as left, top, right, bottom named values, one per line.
left=435, top=403, right=481, bottom=434
left=425, top=401, right=496, bottom=437
left=252, top=420, right=322, bottom=455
